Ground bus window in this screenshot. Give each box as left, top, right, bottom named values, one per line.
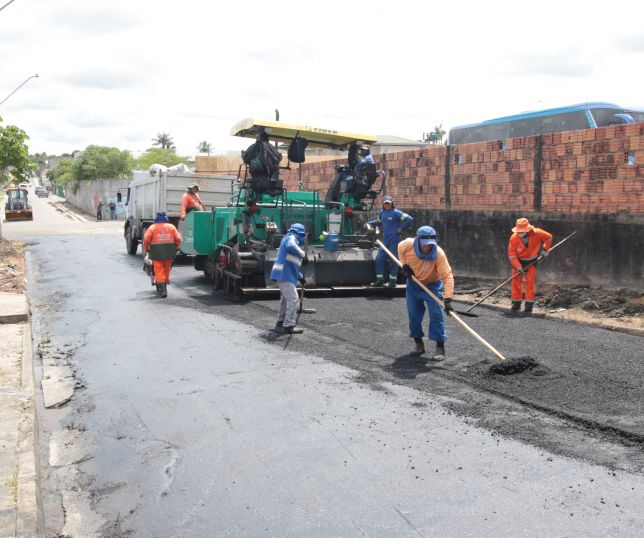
left=591, top=108, right=633, bottom=127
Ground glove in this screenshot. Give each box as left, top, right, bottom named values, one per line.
left=301, top=256, right=309, bottom=266
left=541, top=250, right=549, bottom=258
left=443, top=298, right=454, bottom=315
left=402, top=264, right=414, bottom=279
left=299, top=276, right=306, bottom=286
left=514, top=266, right=524, bottom=275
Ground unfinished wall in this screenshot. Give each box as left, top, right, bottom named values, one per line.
left=279, top=124, right=644, bottom=287
left=63, top=179, right=130, bottom=220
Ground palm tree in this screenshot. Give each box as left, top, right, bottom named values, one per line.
left=197, top=141, right=213, bottom=155
left=432, top=124, right=446, bottom=145
left=152, top=133, right=175, bottom=150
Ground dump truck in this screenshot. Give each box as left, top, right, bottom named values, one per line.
left=4, top=187, right=33, bottom=221
left=180, top=119, right=388, bottom=298
left=123, top=168, right=234, bottom=255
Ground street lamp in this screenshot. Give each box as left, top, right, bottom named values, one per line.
left=0, top=73, right=39, bottom=107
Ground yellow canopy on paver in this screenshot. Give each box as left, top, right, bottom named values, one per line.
left=230, top=118, right=377, bottom=149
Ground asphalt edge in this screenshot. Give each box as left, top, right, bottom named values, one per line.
left=453, top=297, right=644, bottom=338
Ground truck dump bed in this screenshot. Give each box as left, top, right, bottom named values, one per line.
left=129, top=170, right=234, bottom=220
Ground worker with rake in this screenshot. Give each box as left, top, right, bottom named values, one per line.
left=399, top=226, right=454, bottom=359
left=508, top=218, right=553, bottom=313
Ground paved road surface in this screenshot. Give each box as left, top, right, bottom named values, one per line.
left=4, top=198, right=643, bottom=537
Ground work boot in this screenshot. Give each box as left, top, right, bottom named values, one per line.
left=387, top=279, right=397, bottom=288
left=370, top=279, right=384, bottom=288
left=524, top=301, right=534, bottom=313
left=160, top=282, right=168, bottom=298
left=511, top=300, right=521, bottom=311
left=432, top=342, right=447, bottom=361
left=272, top=320, right=284, bottom=332
left=282, top=325, right=304, bottom=334
left=410, top=338, right=425, bottom=356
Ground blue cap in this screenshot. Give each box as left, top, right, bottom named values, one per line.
left=289, top=223, right=306, bottom=235
left=155, top=211, right=169, bottom=223
left=416, top=225, right=437, bottom=247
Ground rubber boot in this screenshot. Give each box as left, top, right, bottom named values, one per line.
left=283, top=325, right=303, bottom=334
left=524, top=301, right=533, bottom=313
left=410, top=337, right=425, bottom=356
left=160, top=282, right=168, bottom=298
left=511, top=300, right=521, bottom=311
left=432, top=341, right=447, bottom=361
left=272, top=320, right=284, bottom=333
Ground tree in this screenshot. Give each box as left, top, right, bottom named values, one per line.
left=197, top=140, right=213, bottom=155
left=48, top=157, right=76, bottom=187
left=0, top=123, right=32, bottom=190
left=152, top=132, right=175, bottom=150
left=423, top=124, right=446, bottom=145
left=135, top=148, right=190, bottom=170
left=73, top=145, right=133, bottom=182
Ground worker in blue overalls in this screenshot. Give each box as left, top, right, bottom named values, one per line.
left=367, top=195, right=414, bottom=287
left=270, top=223, right=307, bottom=334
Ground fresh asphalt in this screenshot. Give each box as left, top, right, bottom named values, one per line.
left=4, top=197, right=644, bottom=536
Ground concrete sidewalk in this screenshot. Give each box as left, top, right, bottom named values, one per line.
left=0, top=292, right=42, bottom=537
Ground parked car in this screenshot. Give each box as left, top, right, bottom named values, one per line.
left=35, top=186, right=49, bottom=198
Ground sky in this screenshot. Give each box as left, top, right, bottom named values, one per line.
left=1, top=0, right=643, bottom=158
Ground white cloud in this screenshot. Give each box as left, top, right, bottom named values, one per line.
left=1, top=0, right=643, bottom=157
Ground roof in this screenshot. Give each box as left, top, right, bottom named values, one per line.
left=375, top=134, right=426, bottom=146
left=230, top=119, right=377, bottom=149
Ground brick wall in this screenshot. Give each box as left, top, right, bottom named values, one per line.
left=279, top=123, right=644, bottom=215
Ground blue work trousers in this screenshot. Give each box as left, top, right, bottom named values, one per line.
left=406, top=279, right=447, bottom=343
left=375, top=240, right=400, bottom=281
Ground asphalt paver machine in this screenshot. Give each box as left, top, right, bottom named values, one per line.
left=182, top=119, right=388, bottom=298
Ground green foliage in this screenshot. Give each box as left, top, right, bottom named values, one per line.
left=47, top=146, right=133, bottom=192
left=152, top=132, right=175, bottom=150
left=0, top=124, right=32, bottom=190
left=135, top=148, right=190, bottom=169
left=73, top=145, right=133, bottom=182
left=48, top=157, right=76, bottom=186
left=197, top=140, right=213, bottom=155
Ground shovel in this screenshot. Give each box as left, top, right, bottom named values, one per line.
left=376, top=240, right=507, bottom=362
left=463, top=231, right=577, bottom=314
left=298, top=231, right=316, bottom=314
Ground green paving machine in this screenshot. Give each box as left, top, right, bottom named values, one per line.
left=181, top=119, right=387, bottom=298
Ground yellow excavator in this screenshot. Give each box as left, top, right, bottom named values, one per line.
left=4, top=187, right=33, bottom=221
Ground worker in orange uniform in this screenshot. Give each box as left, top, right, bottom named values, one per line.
left=180, top=184, right=205, bottom=220
left=508, top=217, right=553, bottom=313
left=398, top=226, right=455, bottom=359
left=143, top=211, right=182, bottom=298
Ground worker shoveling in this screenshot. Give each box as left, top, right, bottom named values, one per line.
left=377, top=238, right=542, bottom=375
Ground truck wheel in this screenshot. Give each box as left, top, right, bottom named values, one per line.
left=125, top=228, right=138, bottom=255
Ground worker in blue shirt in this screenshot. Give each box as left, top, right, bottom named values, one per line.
left=270, top=223, right=307, bottom=334
left=366, top=195, right=414, bottom=287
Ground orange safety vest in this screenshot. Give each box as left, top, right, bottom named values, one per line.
left=180, top=192, right=204, bottom=218
left=143, top=222, right=182, bottom=259
left=397, top=238, right=454, bottom=299
left=508, top=228, right=553, bottom=270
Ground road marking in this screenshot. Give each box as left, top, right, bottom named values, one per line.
left=49, top=201, right=88, bottom=222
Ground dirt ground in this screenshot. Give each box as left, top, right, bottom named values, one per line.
left=455, top=275, right=644, bottom=335
left=0, top=238, right=25, bottom=293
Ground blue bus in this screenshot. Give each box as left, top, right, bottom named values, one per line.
left=448, top=102, right=642, bottom=145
